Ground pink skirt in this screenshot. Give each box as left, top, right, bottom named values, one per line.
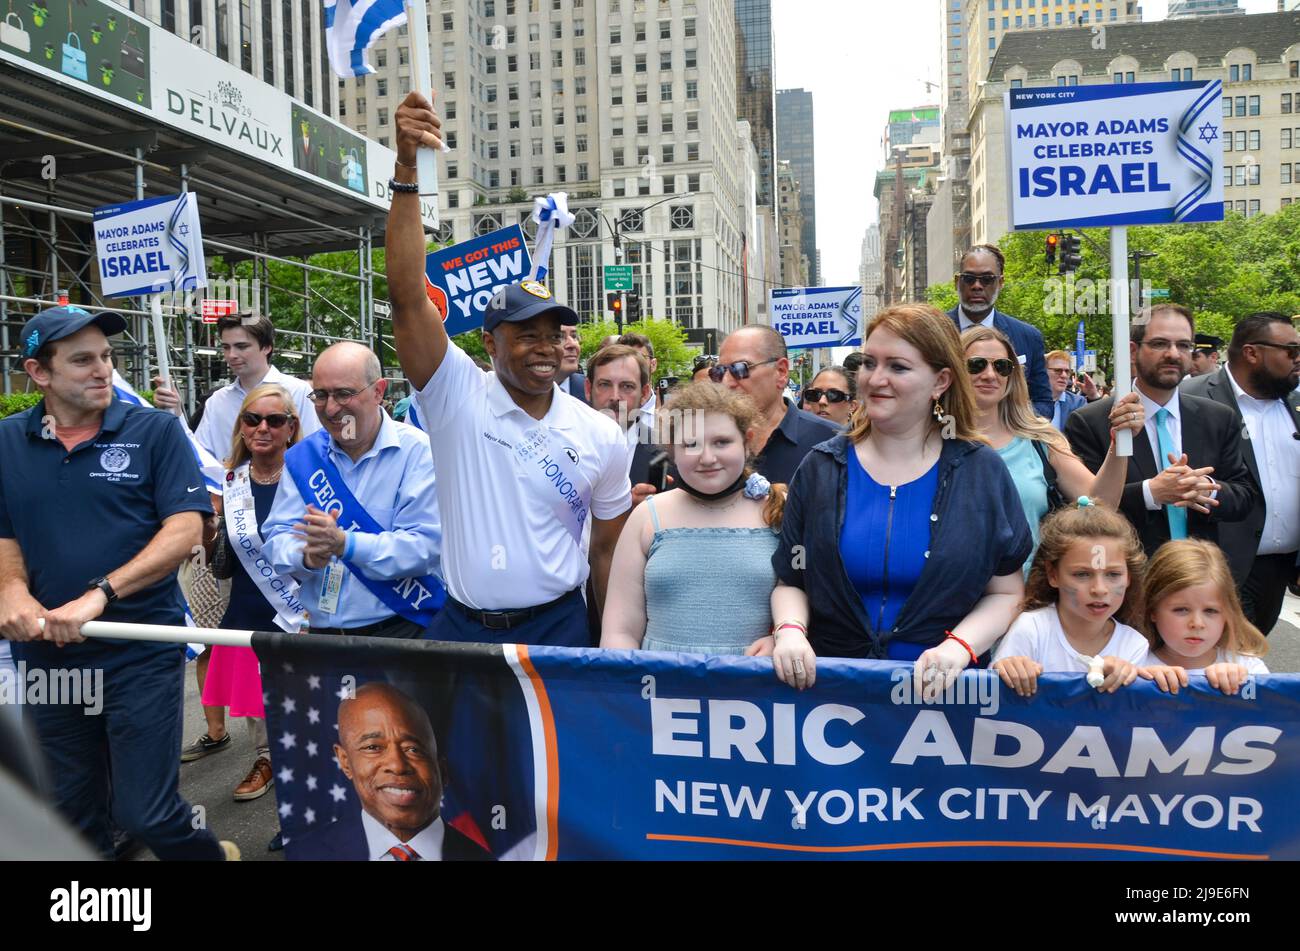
left=200, top=645, right=266, bottom=719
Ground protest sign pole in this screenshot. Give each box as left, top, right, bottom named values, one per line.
left=407, top=0, right=439, bottom=196
left=42, top=619, right=255, bottom=648
left=1110, top=225, right=1132, bottom=458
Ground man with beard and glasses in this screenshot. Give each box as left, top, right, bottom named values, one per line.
left=946, top=244, right=1054, bottom=419
left=1066, top=305, right=1258, bottom=569
left=1182, top=313, right=1300, bottom=632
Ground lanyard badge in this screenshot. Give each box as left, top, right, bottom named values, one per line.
left=318, top=558, right=345, bottom=614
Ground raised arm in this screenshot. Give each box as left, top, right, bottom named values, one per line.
left=389, top=91, right=448, bottom=391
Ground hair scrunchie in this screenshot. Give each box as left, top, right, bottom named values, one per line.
left=743, top=472, right=771, bottom=501
left=1077, top=496, right=1096, bottom=508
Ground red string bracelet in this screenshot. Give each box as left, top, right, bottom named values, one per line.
left=945, top=630, right=978, bottom=665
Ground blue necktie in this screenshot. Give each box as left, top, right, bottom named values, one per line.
left=1155, top=408, right=1188, bottom=540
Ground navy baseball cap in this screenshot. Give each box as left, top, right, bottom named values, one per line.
left=482, top=280, right=578, bottom=333
left=1193, top=333, right=1224, bottom=353
left=21, top=305, right=127, bottom=359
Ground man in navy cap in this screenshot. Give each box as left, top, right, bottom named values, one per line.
left=1189, top=333, right=1224, bottom=378
left=0, top=305, right=233, bottom=860
left=385, top=92, right=632, bottom=646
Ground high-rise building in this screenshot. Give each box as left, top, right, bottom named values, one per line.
left=1168, top=0, right=1245, bottom=17
left=336, top=1, right=752, bottom=334
left=777, top=160, right=807, bottom=286
left=113, top=0, right=338, bottom=116
left=967, top=11, right=1300, bottom=244
left=776, top=88, right=818, bottom=285
left=734, top=0, right=776, bottom=208
left=859, top=224, right=882, bottom=321
left=938, top=0, right=1142, bottom=278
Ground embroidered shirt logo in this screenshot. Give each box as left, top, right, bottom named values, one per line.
left=100, top=448, right=131, bottom=472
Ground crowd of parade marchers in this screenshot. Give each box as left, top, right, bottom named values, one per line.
left=0, top=90, right=1295, bottom=861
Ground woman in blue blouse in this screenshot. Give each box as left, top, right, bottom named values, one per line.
left=769, top=304, right=1033, bottom=692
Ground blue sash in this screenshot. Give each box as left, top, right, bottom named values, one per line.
left=284, top=431, right=445, bottom=626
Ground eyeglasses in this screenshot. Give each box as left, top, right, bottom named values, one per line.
left=802, top=387, right=850, bottom=404
left=957, top=272, right=999, bottom=287
left=308, top=379, right=381, bottom=405
left=707, top=358, right=778, bottom=383
left=241, top=412, right=294, bottom=429
left=1047, top=367, right=1074, bottom=376
left=1246, top=340, right=1300, bottom=358
left=966, top=357, right=1015, bottom=377
left=1140, top=339, right=1194, bottom=354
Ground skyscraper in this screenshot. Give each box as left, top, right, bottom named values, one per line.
left=776, top=88, right=818, bottom=286
left=734, top=0, right=776, bottom=209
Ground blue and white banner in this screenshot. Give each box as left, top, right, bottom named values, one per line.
left=92, top=193, right=207, bottom=298
left=769, top=286, right=863, bottom=351
left=323, top=0, right=407, bottom=78
left=111, top=371, right=223, bottom=494
left=258, top=637, right=1300, bottom=861
left=423, top=225, right=533, bottom=338
left=1006, top=82, right=1224, bottom=230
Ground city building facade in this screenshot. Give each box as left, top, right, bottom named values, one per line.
left=967, top=11, right=1300, bottom=244
left=1168, top=0, right=1244, bottom=19
left=734, top=0, right=776, bottom=208
left=777, top=160, right=807, bottom=286
left=776, top=87, right=818, bottom=285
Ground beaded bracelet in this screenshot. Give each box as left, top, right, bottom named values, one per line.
left=944, top=630, right=978, bottom=665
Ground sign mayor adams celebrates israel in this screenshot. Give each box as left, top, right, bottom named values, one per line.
left=1006, top=81, right=1224, bottom=229
left=769, top=286, right=863, bottom=351
left=92, top=192, right=208, bottom=299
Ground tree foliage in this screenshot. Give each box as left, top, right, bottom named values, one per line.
left=574, top=317, right=695, bottom=383
left=926, top=204, right=1300, bottom=365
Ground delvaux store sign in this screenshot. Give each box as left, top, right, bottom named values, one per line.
left=0, top=0, right=436, bottom=228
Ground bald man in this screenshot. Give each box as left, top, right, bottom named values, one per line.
left=292, top=683, right=489, bottom=860
left=262, top=343, right=446, bottom=639
left=715, top=325, right=838, bottom=483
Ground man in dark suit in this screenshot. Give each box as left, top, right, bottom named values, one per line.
left=556, top=324, right=589, bottom=404
left=1066, top=305, right=1258, bottom=569
left=1045, top=349, right=1088, bottom=432
left=1181, top=313, right=1300, bottom=632
left=291, top=683, right=490, bottom=860
left=947, top=244, right=1053, bottom=419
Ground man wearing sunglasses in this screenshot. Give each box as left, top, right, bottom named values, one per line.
left=384, top=91, right=632, bottom=649
left=1045, top=350, right=1087, bottom=433
left=714, top=326, right=838, bottom=483
left=1182, top=312, right=1300, bottom=633
left=947, top=245, right=1054, bottom=420
left=261, top=342, right=444, bottom=640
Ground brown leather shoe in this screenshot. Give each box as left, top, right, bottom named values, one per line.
left=233, top=757, right=273, bottom=801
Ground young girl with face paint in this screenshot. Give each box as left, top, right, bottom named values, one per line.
left=993, top=502, right=1150, bottom=697
left=1137, top=540, right=1269, bottom=696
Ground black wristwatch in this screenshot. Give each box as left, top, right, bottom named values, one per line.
left=88, top=576, right=118, bottom=605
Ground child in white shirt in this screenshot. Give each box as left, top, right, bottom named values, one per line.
left=994, top=502, right=1148, bottom=697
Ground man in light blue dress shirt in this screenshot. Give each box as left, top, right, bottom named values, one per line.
left=262, top=343, right=443, bottom=638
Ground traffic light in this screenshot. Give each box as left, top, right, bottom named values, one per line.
left=625, top=291, right=640, bottom=320
left=1045, top=233, right=1059, bottom=268
left=1058, top=234, right=1083, bottom=276
left=607, top=291, right=622, bottom=315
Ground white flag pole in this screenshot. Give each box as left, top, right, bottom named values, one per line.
left=407, top=0, right=440, bottom=197
left=149, top=293, right=178, bottom=417
left=40, top=618, right=254, bottom=648
left=1110, top=225, right=1132, bottom=458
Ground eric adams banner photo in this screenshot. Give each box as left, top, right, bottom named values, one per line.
left=253, top=634, right=1300, bottom=861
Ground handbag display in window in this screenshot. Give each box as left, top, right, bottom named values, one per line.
left=1, top=7, right=31, bottom=53
left=118, top=20, right=144, bottom=79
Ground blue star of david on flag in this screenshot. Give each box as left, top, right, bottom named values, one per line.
left=1197, top=122, right=1219, bottom=145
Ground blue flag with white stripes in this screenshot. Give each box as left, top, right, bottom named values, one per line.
left=324, top=0, right=408, bottom=78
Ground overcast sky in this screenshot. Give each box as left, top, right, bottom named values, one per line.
left=771, top=0, right=1282, bottom=286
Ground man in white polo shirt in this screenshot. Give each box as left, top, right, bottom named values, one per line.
left=156, top=312, right=318, bottom=459
left=386, top=91, right=631, bottom=647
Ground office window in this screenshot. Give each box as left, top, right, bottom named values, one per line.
left=612, top=89, right=623, bottom=105
left=487, top=113, right=499, bottom=131
left=635, top=54, right=646, bottom=73
left=532, top=138, right=543, bottom=156
left=1236, top=131, right=1246, bottom=151
left=659, top=21, right=670, bottom=39
left=662, top=144, right=673, bottom=163
left=279, top=0, right=292, bottom=95
left=554, top=138, right=565, bottom=154
left=576, top=135, right=587, bottom=152
left=1249, top=165, right=1260, bottom=186
left=574, top=19, right=584, bottom=37
left=686, top=112, right=698, bottom=132
left=636, top=86, right=648, bottom=103
left=684, top=48, right=696, bottom=69
left=508, top=83, right=519, bottom=101
left=1243, top=64, right=1253, bottom=81
left=1222, top=98, right=1232, bottom=118
left=575, top=77, right=586, bottom=94
left=356, top=96, right=366, bottom=112
left=577, top=162, right=588, bottom=180
left=613, top=182, right=626, bottom=197
left=1235, top=166, right=1246, bottom=186
left=534, top=168, right=544, bottom=185
left=507, top=55, right=517, bottom=72
left=635, top=22, right=645, bottom=41
left=661, top=115, right=673, bottom=133
left=509, top=141, right=520, bottom=158
left=489, top=170, right=499, bottom=188
left=660, top=81, right=672, bottom=101
left=686, top=143, right=699, bottom=161
left=553, top=50, right=563, bottom=67
left=1283, top=129, right=1293, bottom=150
left=1224, top=132, right=1232, bottom=152
left=613, top=148, right=624, bottom=166
left=445, top=71, right=455, bottom=89
left=1229, top=65, right=1239, bottom=83
left=1010, top=79, right=1022, bottom=89
left=685, top=81, right=697, bottom=100
left=531, top=108, right=542, bottom=126
left=377, top=107, right=388, bottom=126
left=610, top=26, right=621, bottom=43
left=446, top=162, right=458, bottom=178
left=377, top=78, right=387, bottom=96
left=529, top=22, right=539, bottom=40
left=1249, top=130, right=1260, bottom=151
left=611, top=56, right=622, bottom=75
left=575, top=49, right=585, bottom=67
left=552, top=21, right=562, bottom=39
left=553, top=79, right=564, bottom=94
left=1284, top=94, right=1293, bottom=116
left=555, top=108, right=565, bottom=126
left=1235, top=96, right=1246, bottom=117
left=530, top=80, right=541, bottom=97
left=1224, top=166, right=1232, bottom=187
left=447, top=191, right=459, bottom=208
left=687, top=173, right=699, bottom=192
left=1284, top=164, right=1293, bottom=185
left=1248, top=199, right=1259, bottom=217
left=660, top=52, right=672, bottom=70
left=1249, top=96, right=1260, bottom=117
left=576, top=105, right=587, bottom=123
left=684, top=19, right=694, bottom=37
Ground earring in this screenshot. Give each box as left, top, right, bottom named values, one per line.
left=932, top=398, right=945, bottom=423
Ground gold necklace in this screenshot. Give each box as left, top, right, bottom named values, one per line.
left=249, top=464, right=283, bottom=485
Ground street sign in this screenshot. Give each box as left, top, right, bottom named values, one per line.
left=373, top=299, right=391, bottom=318
left=604, top=265, right=633, bottom=291
left=200, top=298, right=238, bottom=323
left=1075, top=350, right=1098, bottom=372
left=1147, top=288, right=1170, bottom=299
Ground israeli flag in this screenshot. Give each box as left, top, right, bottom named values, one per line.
left=111, top=371, right=224, bottom=494
left=324, top=0, right=408, bottom=78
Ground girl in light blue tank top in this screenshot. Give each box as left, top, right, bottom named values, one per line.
left=600, top=383, right=788, bottom=657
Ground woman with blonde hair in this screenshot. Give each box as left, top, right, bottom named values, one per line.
left=200, top=383, right=304, bottom=812
left=1138, top=539, right=1269, bottom=696
left=769, top=304, right=1033, bottom=692
left=962, top=325, right=1145, bottom=570
left=601, top=382, right=787, bottom=655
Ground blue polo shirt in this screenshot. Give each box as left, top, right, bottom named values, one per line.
left=0, top=396, right=212, bottom=667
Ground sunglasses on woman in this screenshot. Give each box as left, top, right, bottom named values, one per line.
left=966, top=357, right=1015, bottom=378
left=707, top=357, right=779, bottom=383
left=803, top=387, right=850, bottom=404
left=241, top=412, right=294, bottom=429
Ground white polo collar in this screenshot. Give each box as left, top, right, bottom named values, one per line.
left=485, top=372, right=577, bottom=430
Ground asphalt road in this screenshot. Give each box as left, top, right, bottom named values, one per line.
left=138, top=593, right=1300, bottom=861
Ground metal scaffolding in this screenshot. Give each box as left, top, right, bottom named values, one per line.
left=0, top=65, right=404, bottom=403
